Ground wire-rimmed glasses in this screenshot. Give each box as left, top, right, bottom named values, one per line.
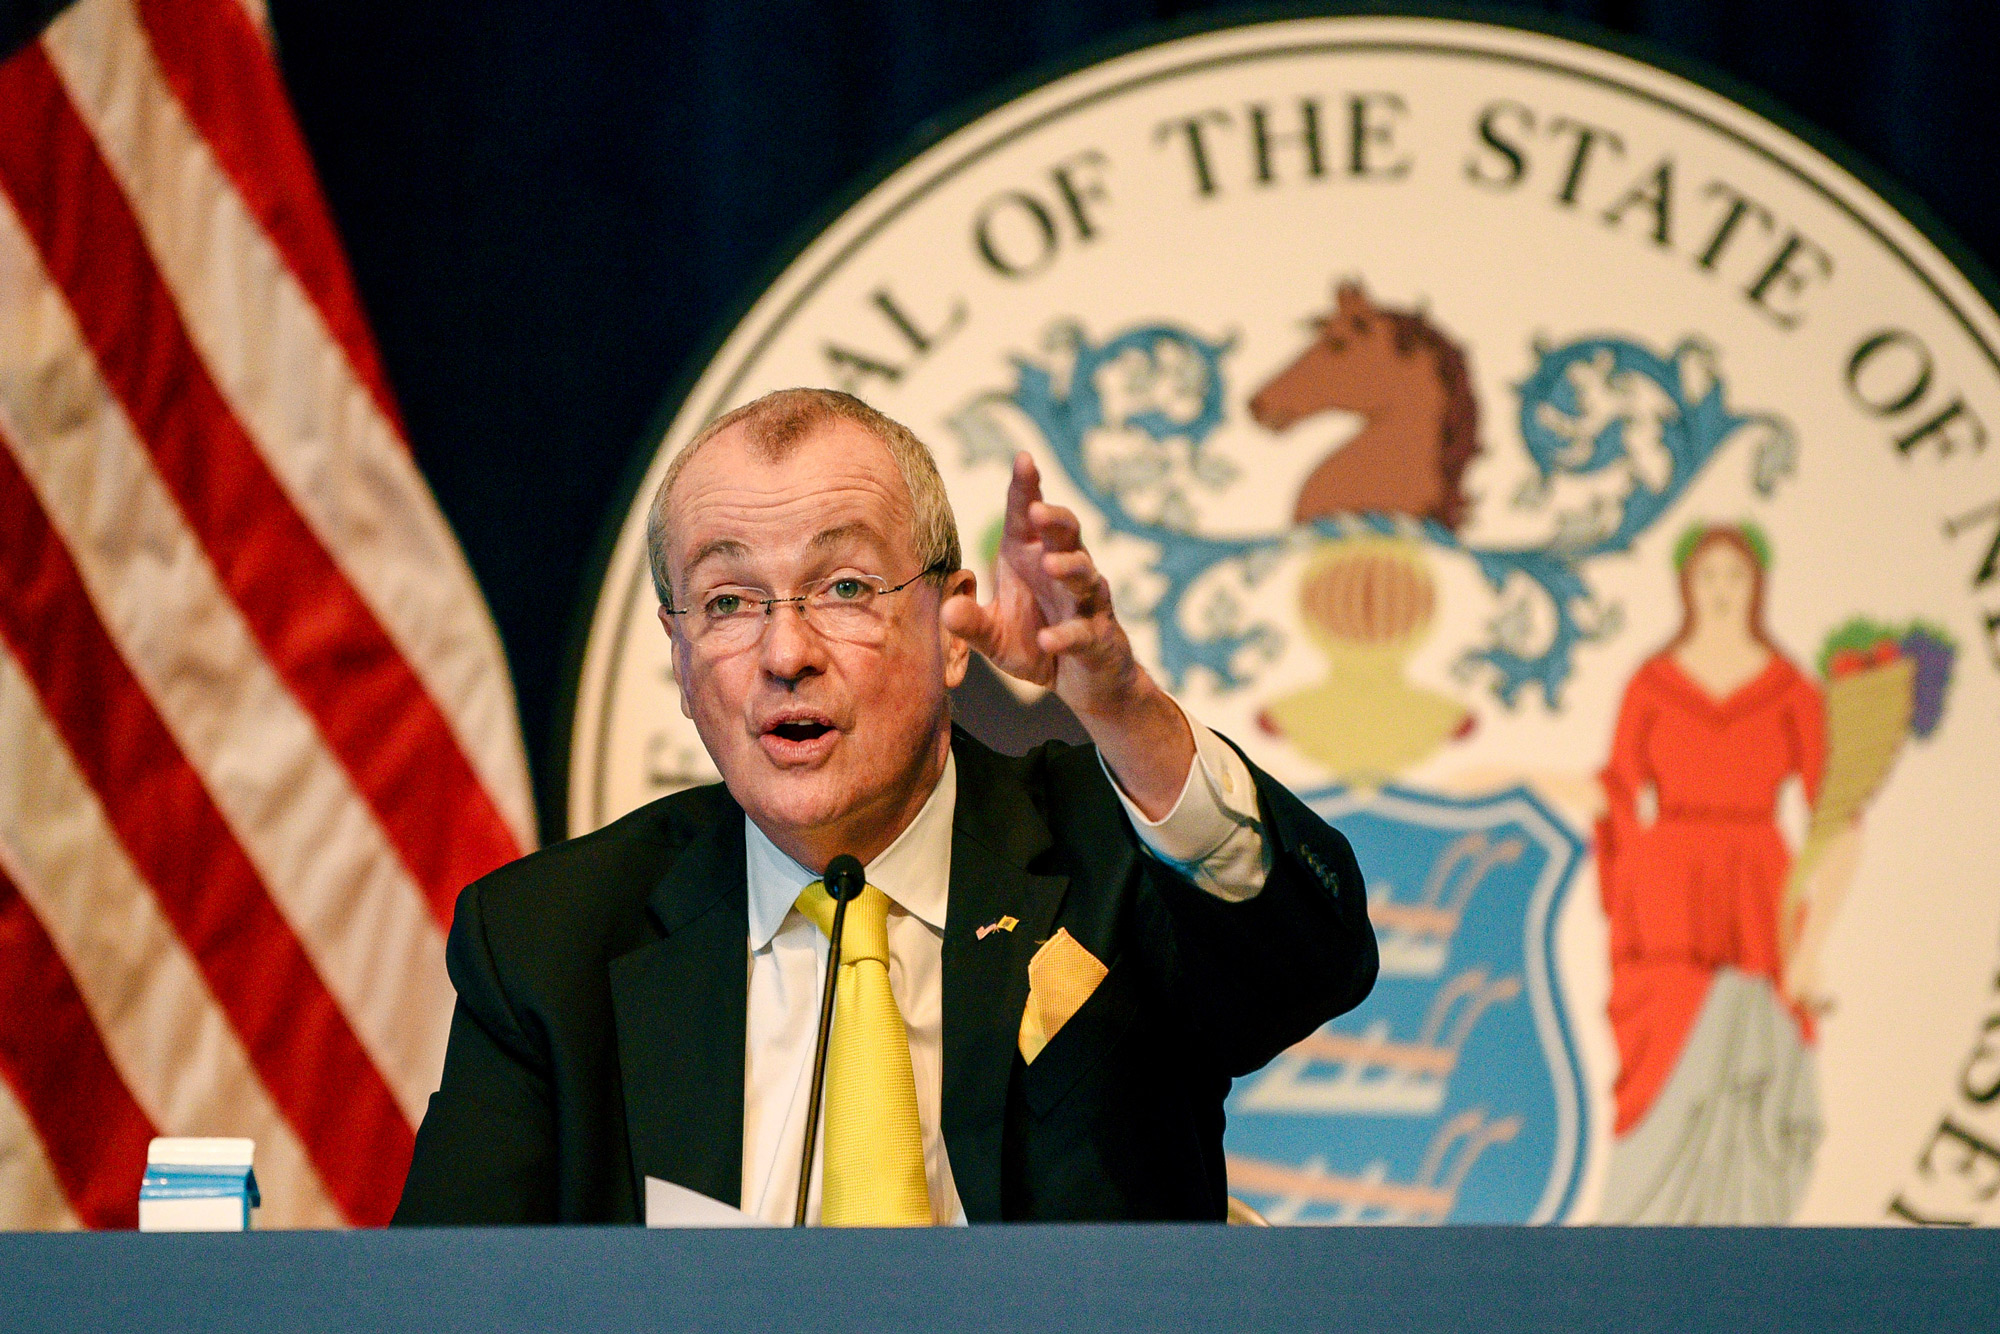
left=664, top=565, right=944, bottom=650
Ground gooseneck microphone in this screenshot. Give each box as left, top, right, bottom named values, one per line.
left=795, top=852, right=866, bottom=1226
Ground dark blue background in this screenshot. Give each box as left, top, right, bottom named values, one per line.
left=8, top=1, right=1997, bottom=841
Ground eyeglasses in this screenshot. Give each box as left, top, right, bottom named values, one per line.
left=664, top=565, right=944, bottom=650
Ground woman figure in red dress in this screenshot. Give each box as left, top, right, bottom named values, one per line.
left=1596, top=524, right=1826, bottom=1222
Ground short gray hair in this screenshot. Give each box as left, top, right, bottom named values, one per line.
left=646, top=388, right=963, bottom=607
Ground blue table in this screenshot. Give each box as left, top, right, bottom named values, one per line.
left=3, top=1225, right=1993, bottom=1333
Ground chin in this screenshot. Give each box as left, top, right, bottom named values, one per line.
left=736, top=770, right=856, bottom=840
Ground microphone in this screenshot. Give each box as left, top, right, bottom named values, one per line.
left=795, top=853, right=866, bottom=1226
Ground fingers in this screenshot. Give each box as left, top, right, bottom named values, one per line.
left=1041, top=548, right=1106, bottom=610
left=1003, top=451, right=1042, bottom=540
left=1035, top=615, right=1128, bottom=672
left=1028, top=500, right=1081, bottom=551
left=994, top=450, right=1119, bottom=667
left=939, top=589, right=988, bottom=637
left=1002, top=450, right=1086, bottom=558
left=1034, top=543, right=1116, bottom=660
left=1006, top=452, right=1083, bottom=550
left=1035, top=619, right=1102, bottom=658
left=940, top=591, right=1002, bottom=655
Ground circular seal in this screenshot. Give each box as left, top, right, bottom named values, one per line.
left=566, top=14, right=2000, bottom=1225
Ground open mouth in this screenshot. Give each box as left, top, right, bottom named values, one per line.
left=759, top=709, right=838, bottom=754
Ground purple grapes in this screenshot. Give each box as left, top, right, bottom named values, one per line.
left=1900, top=627, right=1956, bottom=739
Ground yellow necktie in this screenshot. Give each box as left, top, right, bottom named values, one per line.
left=794, top=880, right=933, bottom=1225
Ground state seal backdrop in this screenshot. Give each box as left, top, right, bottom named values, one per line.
left=565, top=12, right=2000, bottom=1225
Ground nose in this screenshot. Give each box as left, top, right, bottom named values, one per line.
left=1249, top=387, right=1290, bottom=431
left=758, top=601, right=826, bottom=683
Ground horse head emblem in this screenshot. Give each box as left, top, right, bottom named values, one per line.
left=1248, top=281, right=1482, bottom=533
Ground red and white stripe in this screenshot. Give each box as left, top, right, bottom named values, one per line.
left=0, top=0, right=533, bottom=1228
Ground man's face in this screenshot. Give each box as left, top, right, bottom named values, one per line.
left=659, top=420, right=971, bottom=866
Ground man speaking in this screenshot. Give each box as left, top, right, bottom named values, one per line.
left=393, top=389, right=1375, bottom=1225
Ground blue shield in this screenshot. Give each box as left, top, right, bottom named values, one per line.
left=1225, top=785, right=1588, bottom=1223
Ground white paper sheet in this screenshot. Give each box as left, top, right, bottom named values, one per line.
left=644, top=1176, right=773, bottom=1227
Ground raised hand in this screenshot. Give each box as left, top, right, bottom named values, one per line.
left=942, top=452, right=1192, bottom=816
left=940, top=453, right=1124, bottom=701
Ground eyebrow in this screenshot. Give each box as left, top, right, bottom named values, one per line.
left=806, top=522, right=880, bottom=554
left=682, top=537, right=750, bottom=578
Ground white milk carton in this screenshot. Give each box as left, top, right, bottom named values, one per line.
left=138, top=1138, right=259, bottom=1232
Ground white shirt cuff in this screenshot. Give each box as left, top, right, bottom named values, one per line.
left=1101, top=715, right=1272, bottom=903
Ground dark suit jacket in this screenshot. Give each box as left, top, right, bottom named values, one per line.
left=392, top=728, right=1375, bottom=1224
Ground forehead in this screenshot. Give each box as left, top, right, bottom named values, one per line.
left=1691, top=538, right=1753, bottom=572
left=668, top=418, right=914, bottom=575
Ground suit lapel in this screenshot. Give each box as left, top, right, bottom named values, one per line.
left=608, top=800, right=748, bottom=1209
left=941, top=732, right=1068, bottom=1222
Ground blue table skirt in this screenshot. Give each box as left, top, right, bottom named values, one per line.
left=2, top=1223, right=1993, bottom=1334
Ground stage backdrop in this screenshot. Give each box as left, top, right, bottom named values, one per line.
left=567, top=14, right=2000, bottom=1226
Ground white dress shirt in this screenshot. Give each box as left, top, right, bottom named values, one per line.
left=739, top=719, right=1269, bottom=1225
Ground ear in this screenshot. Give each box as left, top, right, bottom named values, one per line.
left=1334, top=280, right=1369, bottom=316
left=938, top=568, right=977, bottom=689
left=659, top=605, right=695, bottom=720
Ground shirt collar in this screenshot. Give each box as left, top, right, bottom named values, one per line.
left=743, top=750, right=956, bottom=950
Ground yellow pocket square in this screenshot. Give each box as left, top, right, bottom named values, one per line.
left=1017, top=928, right=1109, bottom=1065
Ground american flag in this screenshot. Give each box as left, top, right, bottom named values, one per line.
left=0, top=0, right=534, bottom=1227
